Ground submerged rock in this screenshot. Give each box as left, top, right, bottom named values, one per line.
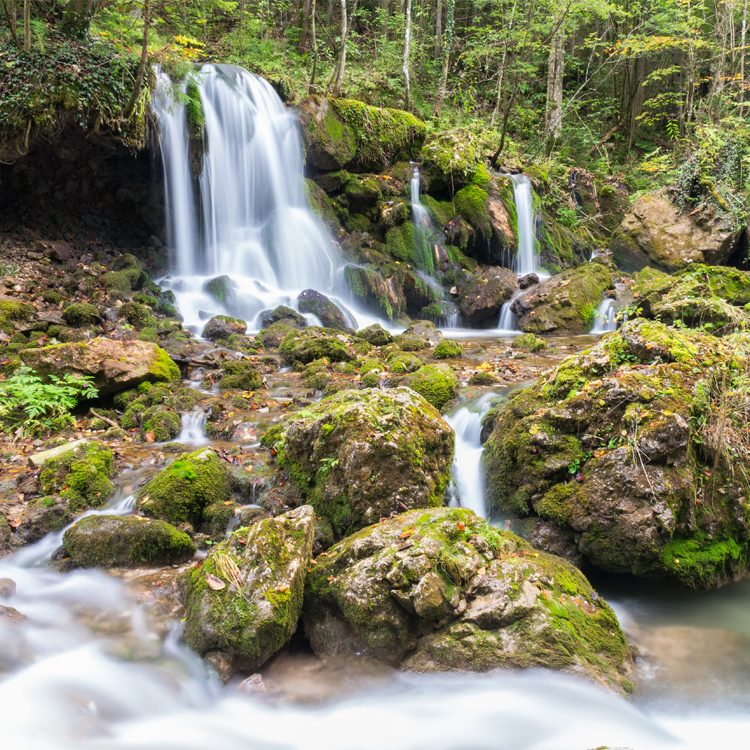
left=303, top=507, right=633, bottom=694
left=261, top=388, right=454, bottom=537
left=298, top=289, right=350, bottom=331
left=483, top=319, right=750, bottom=588
left=512, top=262, right=613, bottom=334
left=611, top=193, right=741, bottom=272
left=63, top=516, right=196, bottom=568
left=184, top=505, right=316, bottom=674
left=20, top=338, right=180, bottom=395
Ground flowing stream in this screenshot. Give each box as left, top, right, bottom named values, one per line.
left=591, top=297, right=617, bottom=333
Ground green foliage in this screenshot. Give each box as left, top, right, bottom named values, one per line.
left=0, top=366, right=97, bottom=437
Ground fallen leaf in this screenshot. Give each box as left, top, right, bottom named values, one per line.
left=145, top=431, right=155, bottom=443
left=206, top=574, right=225, bottom=591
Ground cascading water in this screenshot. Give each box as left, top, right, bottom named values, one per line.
left=153, top=65, right=379, bottom=332
left=177, top=409, right=208, bottom=445
left=591, top=297, right=617, bottom=334
left=509, top=174, right=542, bottom=277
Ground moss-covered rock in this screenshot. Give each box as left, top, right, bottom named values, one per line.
left=117, top=301, right=150, bottom=329
left=203, top=315, right=247, bottom=341
left=297, top=289, right=350, bottom=331
left=138, top=448, right=232, bottom=527
left=387, top=352, right=423, bottom=374
left=358, top=323, right=394, bottom=346
left=218, top=360, right=263, bottom=390
left=63, top=516, right=195, bottom=568
left=297, top=97, right=357, bottom=171
left=455, top=266, right=518, bottom=325
left=259, top=321, right=295, bottom=348
left=512, top=333, right=546, bottom=352
left=259, top=306, right=307, bottom=329
left=39, top=442, right=115, bottom=512
left=102, top=268, right=147, bottom=292
left=483, top=319, right=750, bottom=588
left=62, top=303, right=99, bottom=327
left=278, top=327, right=370, bottom=364
left=141, top=407, right=182, bottom=442
left=261, top=388, right=454, bottom=537
left=406, top=364, right=460, bottom=411
left=13, top=495, right=72, bottom=545
left=184, top=505, right=316, bottom=674
left=204, top=275, right=233, bottom=305
left=512, top=263, right=613, bottom=334
left=432, top=339, right=463, bottom=359
left=303, top=507, right=633, bottom=693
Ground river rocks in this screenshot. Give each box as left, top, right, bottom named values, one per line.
left=433, top=340, right=463, bottom=359
left=216, top=360, right=263, bottom=390
left=261, top=388, right=454, bottom=537
left=512, top=333, right=546, bottom=351
left=297, top=289, right=350, bottom=331
left=633, top=264, right=750, bottom=332
left=278, top=327, right=371, bottom=364
left=456, top=267, right=518, bottom=325
left=13, top=496, right=72, bottom=544
left=184, top=505, right=316, bottom=675
left=259, top=306, right=307, bottom=329
left=138, top=448, right=232, bottom=528
left=303, top=507, right=633, bottom=693
left=204, top=275, right=233, bottom=304
left=405, top=364, right=460, bottom=412
left=0, top=605, right=26, bottom=625
left=483, top=319, right=750, bottom=589
left=297, top=97, right=357, bottom=171
left=357, top=323, right=393, bottom=346
left=394, top=319, right=443, bottom=351
left=39, top=442, right=115, bottom=512
left=63, top=515, right=196, bottom=568
left=20, top=338, right=180, bottom=395
left=610, top=193, right=741, bottom=272
left=203, top=315, right=247, bottom=341
left=511, top=262, right=613, bottom=334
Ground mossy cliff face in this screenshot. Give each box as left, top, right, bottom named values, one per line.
left=633, top=264, right=750, bottom=333
left=483, top=319, right=750, bottom=589
left=138, top=448, right=232, bottom=528
left=512, top=262, right=613, bottom=334
left=20, top=338, right=180, bottom=395
left=39, top=442, right=115, bottom=512
left=63, top=515, right=196, bottom=568
left=261, top=388, right=455, bottom=538
left=610, top=193, right=741, bottom=272
left=183, top=505, right=316, bottom=673
left=303, top=507, right=633, bottom=694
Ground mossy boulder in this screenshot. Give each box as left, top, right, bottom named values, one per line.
left=259, top=306, right=307, bottom=329
left=141, top=407, right=182, bottom=442
left=259, top=321, right=295, bottom=348
left=394, top=320, right=443, bottom=352
left=203, top=315, right=247, bottom=341
left=13, top=495, right=73, bottom=545
left=117, top=301, right=150, bottom=329
left=278, top=327, right=370, bottom=364
left=184, top=505, right=316, bottom=674
left=387, top=352, right=423, bottom=374
left=20, top=338, right=180, bottom=395
left=455, top=266, right=518, bottom=326
left=420, top=129, right=481, bottom=191
left=483, top=319, right=750, bottom=589
left=343, top=265, right=407, bottom=321
left=297, top=97, right=357, bottom=171
left=297, top=289, right=350, bottom=331
left=204, top=275, right=233, bottom=305
left=610, top=193, right=741, bottom=272
left=405, top=364, right=460, bottom=411
left=62, top=303, right=99, bottom=327
left=358, top=323, right=393, bottom=346
left=138, top=448, right=232, bottom=528
left=39, top=442, right=115, bottom=512
left=218, top=360, right=263, bottom=390
left=261, top=388, right=454, bottom=537
left=102, top=268, right=147, bottom=292
left=633, top=263, right=750, bottom=333
left=433, top=339, right=463, bottom=359
left=63, top=516, right=196, bottom=568
left=512, top=333, right=546, bottom=352
left=512, top=263, right=613, bottom=334
left=303, top=507, right=633, bottom=693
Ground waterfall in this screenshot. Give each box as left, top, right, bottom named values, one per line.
left=498, top=289, right=524, bottom=334
left=509, top=174, right=541, bottom=277
left=591, top=298, right=617, bottom=334
left=153, top=64, right=377, bottom=332
left=177, top=409, right=208, bottom=445
left=410, top=166, right=435, bottom=274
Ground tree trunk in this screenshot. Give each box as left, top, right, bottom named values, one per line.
left=434, top=0, right=442, bottom=59
left=2, top=0, right=21, bottom=48
left=332, top=0, right=347, bottom=96
left=61, top=0, right=98, bottom=39
left=403, top=0, right=412, bottom=109
left=741, top=0, right=748, bottom=117
left=309, top=0, right=318, bottom=86
left=122, top=0, right=150, bottom=120
left=301, top=0, right=312, bottom=48
left=545, top=24, right=565, bottom=139
left=434, top=0, right=454, bottom=118
left=22, top=0, right=29, bottom=50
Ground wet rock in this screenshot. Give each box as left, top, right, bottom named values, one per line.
left=483, top=319, right=750, bottom=589
left=405, top=364, right=459, bottom=412
left=204, top=275, right=233, bottom=305
left=259, top=321, right=295, bottom=348
left=21, top=338, right=180, bottom=395
left=237, top=673, right=267, bottom=695
left=13, top=496, right=72, bottom=544
left=387, top=352, right=423, bottom=374
left=303, top=507, right=633, bottom=694
left=202, top=315, right=247, bottom=341
left=518, top=273, right=539, bottom=290
left=63, top=515, right=196, bottom=568
left=261, top=388, right=454, bottom=537
left=217, top=360, right=263, bottom=390
left=505, top=517, right=582, bottom=567
left=296, top=98, right=357, bottom=171
left=0, top=605, right=26, bottom=625
left=432, top=339, right=463, bottom=359
left=511, top=333, right=546, bottom=351
left=512, top=262, right=613, bottom=334
left=259, top=306, right=306, bottom=329
left=456, top=267, right=518, bottom=325
left=394, top=319, right=443, bottom=351
left=138, top=447, right=233, bottom=527
left=184, top=505, right=316, bottom=674
left=0, top=578, right=16, bottom=598
left=298, top=290, right=350, bottom=331
left=357, top=323, right=393, bottom=347
left=278, top=327, right=370, bottom=364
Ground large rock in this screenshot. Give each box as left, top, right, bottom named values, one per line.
left=202, top=315, right=247, bottom=341
left=297, top=289, right=351, bottom=331
left=21, top=338, right=180, bottom=395
left=184, top=505, right=316, bottom=674
left=456, top=266, right=518, bottom=325
left=259, top=306, right=306, bottom=329
left=303, top=507, right=633, bottom=694
left=633, top=264, right=750, bottom=333
left=278, top=327, right=371, bottom=364
left=261, top=388, right=455, bottom=537
left=610, top=193, right=741, bottom=272
left=482, top=319, right=750, bottom=589
left=296, top=97, right=357, bottom=171
left=63, top=516, right=196, bottom=568
left=405, top=364, right=459, bottom=412
left=511, top=262, right=613, bottom=334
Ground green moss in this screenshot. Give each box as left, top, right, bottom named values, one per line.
left=454, top=185, right=490, bottom=237
left=661, top=534, right=749, bottom=589
left=279, top=327, right=362, bottom=364
left=41, top=290, right=63, bottom=305
left=62, top=303, right=98, bottom=327
left=219, top=361, right=263, bottom=390
left=137, top=326, right=158, bottom=343
left=103, top=268, right=146, bottom=292
left=433, top=340, right=463, bottom=359
left=512, top=333, right=547, bottom=352
left=407, top=364, right=460, bottom=411
left=387, top=352, right=422, bottom=374
left=148, top=346, right=181, bottom=383
left=141, top=407, right=181, bottom=442
left=117, top=301, right=150, bottom=329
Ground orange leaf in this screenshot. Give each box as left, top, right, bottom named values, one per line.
left=145, top=431, right=155, bottom=443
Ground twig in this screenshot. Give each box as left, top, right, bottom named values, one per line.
left=89, top=408, right=119, bottom=429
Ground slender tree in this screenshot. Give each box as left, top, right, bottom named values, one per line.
left=403, top=0, right=412, bottom=109
left=2, top=0, right=21, bottom=48
left=22, top=0, right=29, bottom=50
left=331, top=0, right=347, bottom=96
left=122, top=0, right=150, bottom=120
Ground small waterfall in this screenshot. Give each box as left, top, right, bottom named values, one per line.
left=446, top=394, right=500, bottom=518
left=410, top=166, right=435, bottom=274
left=498, top=289, right=524, bottom=333
left=591, top=298, right=617, bottom=334
left=177, top=409, right=208, bottom=445
left=509, top=174, right=542, bottom=277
